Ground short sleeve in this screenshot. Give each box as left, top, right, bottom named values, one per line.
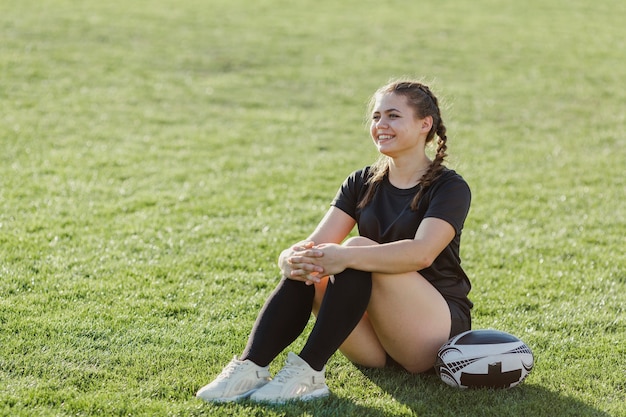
left=331, top=168, right=369, bottom=220
left=423, top=174, right=471, bottom=234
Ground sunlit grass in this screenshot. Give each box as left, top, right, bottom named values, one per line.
left=0, top=0, right=624, bottom=415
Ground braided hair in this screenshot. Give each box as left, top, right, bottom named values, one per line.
left=358, top=80, right=448, bottom=211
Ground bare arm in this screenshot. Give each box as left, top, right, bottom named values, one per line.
left=278, top=206, right=356, bottom=280
left=303, top=217, right=456, bottom=276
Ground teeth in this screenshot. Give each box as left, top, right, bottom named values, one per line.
left=378, top=135, right=393, bottom=140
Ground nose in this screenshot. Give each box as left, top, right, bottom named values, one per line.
left=375, top=118, right=389, bottom=129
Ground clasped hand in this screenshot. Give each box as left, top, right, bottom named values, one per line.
left=282, top=241, right=347, bottom=285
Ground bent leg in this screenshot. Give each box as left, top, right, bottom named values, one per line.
left=311, top=236, right=451, bottom=373
left=299, top=267, right=372, bottom=371
left=367, top=270, right=451, bottom=373
left=240, top=278, right=315, bottom=367
left=309, top=237, right=388, bottom=369
left=311, top=278, right=389, bottom=369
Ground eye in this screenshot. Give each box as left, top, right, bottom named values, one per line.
left=372, top=114, right=380, bottom=121
left=389, top=113, right=400, bottom=119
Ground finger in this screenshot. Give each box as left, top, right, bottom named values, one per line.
left=287, top=255, right=307, bottom=264
left=290, top=247, right=323, bottom=257
left=292, top=241, right=315, bottom=251
left=294, top=248, right=322, bottom=257
left=306, top=275, right=321, bottom=284
left=300, top=263, right=324, bottom=273
left=290, top=269, right=321, bottom=283
left=291, top=268, right=320, bottom=281
left=287, top=260, right=324, bottom=274
left=288, top=253, right=323, bottom=264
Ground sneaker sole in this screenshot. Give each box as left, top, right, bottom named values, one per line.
left=197, top=388, right=261, bottom=403
left=251, top=386, right=330, bottom=404
left=299, top=387, right=330, bottom=401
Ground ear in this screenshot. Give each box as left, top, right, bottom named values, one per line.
left=420, top=116, right=433, bottom=133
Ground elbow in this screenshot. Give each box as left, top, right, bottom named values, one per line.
left=405, top=241, right=437, bottom=270
left=415, top=254, right=435, bottom=270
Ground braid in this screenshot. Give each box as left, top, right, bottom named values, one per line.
left=408, top=83, right=447, bottom=209
left=411, top=122, right=448, bottom=209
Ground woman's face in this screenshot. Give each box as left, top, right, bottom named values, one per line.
left=370, top=92, right=431, bottom=158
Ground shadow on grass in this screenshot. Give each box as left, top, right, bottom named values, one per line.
left=350, top=367, right=612, bottom=417
left=197, top=367, right=610, bottom=417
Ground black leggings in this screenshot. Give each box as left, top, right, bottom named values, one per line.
left=240, top=270, right=470, bottom=372
left=240, top=268, right=372, bottom=372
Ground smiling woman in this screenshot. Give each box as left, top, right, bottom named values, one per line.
left=196, top=79, right=474, bottom=403
left=363, top=81, right=449, bottom=204
left=370, top=93, right=432, bottom=173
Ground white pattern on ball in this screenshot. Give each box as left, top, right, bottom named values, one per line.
left=435, top=329, right=534, bottom=389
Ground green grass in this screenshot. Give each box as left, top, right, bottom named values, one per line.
left=1, top=0, right=624, bottom=415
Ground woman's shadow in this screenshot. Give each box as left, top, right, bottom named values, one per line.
left=213, top=365, right=612, bottom=417
left=309, top=366, right=613, bottom=417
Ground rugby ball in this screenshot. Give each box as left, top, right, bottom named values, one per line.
left=435, top=329, right=534, bottom=389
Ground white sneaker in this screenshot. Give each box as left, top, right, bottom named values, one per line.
left=196, top=356, right=271, bottom=402
left=250, top=352, right=330, bottom=403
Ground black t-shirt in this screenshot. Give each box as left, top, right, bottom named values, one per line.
left=331, top=167, right=473, bottom=315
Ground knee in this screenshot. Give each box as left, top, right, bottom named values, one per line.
left=343, top=236, right=377, bottom=247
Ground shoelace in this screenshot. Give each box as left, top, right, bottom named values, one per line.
left=218, top=361, right=244, bottom=379
left=272, top=366, right=300, bottom=383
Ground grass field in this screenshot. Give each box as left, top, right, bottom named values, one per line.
left=1, top=0, right=624, bottom=415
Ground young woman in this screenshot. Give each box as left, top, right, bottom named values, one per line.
left=196, top=80, right=473, bottom=403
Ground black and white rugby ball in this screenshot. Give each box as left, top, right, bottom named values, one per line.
left=435, top=329, right=534, bottom=389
